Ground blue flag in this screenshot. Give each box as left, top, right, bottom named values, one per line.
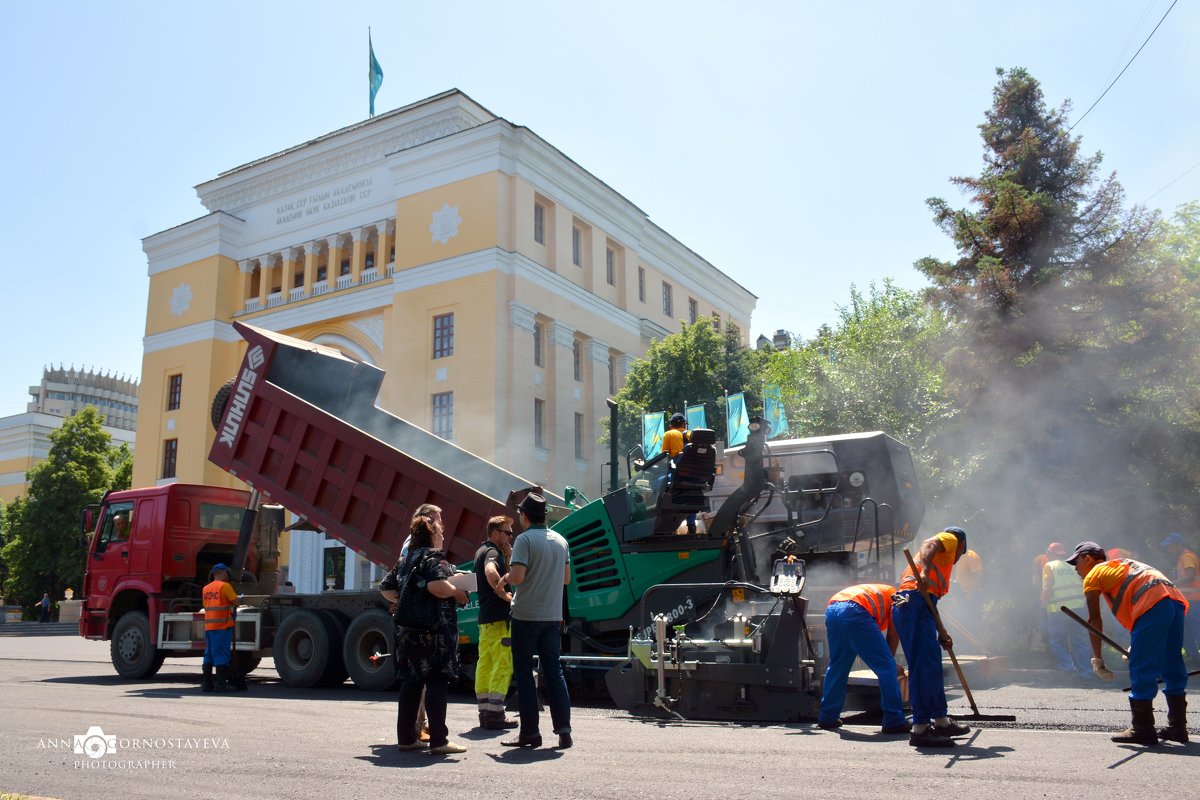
left=368, top=32, right=384, bottom=117
left=726, top=393, right=749, bottom=447
left=764, top=386, right=790, bottom=439
left=642, top=412, right=665, bottom=459
left=686, top=403, right=706, bottom=431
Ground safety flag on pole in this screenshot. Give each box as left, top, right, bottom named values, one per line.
left=368, top=30, right=384, bottom=117
left=726, top=392, right=749, bottom=447
left=686, top=403, right=706, bottom=431
left=763, top=385, right=790, bottom=439
left=642, top=412, right=665, bottom=459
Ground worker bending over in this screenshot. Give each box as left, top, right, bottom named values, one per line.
left=893, top=526, right=971, bottom=748
left=1069, top=541, right=1190, bottom=745
left=818, top=583, right=910, bottom=735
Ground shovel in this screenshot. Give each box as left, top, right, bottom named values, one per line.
left=902, top=548, right=1016, bottom=722
left=1059, top=606, right=1200, bottom=691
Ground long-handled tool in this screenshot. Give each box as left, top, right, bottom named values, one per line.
left=902, top=548, right=1016, bottom=722
left=1059, top=605, right=1200, bottom=691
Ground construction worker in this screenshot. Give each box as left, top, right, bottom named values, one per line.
left=201, top=563, right=239, bottom=692
left=1160, top=532, right=1200, bottom=666
left=1068, top=541, right=1190, bottom=745
left=1031, top=547, right=1050, bottom=654
left=893, top=526, right=971, bottom=747
left=1041, top=542, right=1090, bottom=677
left=948, top=548, right=984, bottom=650
left=817, top=583, right=910, bottom=735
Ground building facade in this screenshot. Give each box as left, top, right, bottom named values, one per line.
left=27, top=367, right=139, bottom=432
left=0, top=412, right=136, bottom=503
left=136, top=90, right=756, bottom=591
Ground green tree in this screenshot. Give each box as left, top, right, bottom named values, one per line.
left=914, top=67, right=1200, bottom=539
left=765, top=281, right=960, bottom=500
left=610, top=319, right=768, bottom=464
left=1, top=408, right=118, bottom=611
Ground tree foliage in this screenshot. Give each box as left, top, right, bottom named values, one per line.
left=610, top=319, right=768, bottom=462
left=1, top=408, right=121, bottom=610
left=764, top=281, right=960, bottom=500
left=914, top=67, right=1200, bottom=541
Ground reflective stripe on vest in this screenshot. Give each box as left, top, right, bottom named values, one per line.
left=203, top=580, right=235, bottom=630
left=829, top=583, right=893, bottom=630
left=900, top=560, right=953, bottom=597
left=1045, top=560, right=1084, bottom=612
left=1105, top=560, right=1185, bottom=630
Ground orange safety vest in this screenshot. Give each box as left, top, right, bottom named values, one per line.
left=1032, top=553, right=1048, bottom=587
left=202, top=580, right=237, bottom=631
left=900, top=550, right=956, bottom=598
left=1176, top=549, right=1200, bottom=603
left=828, top=583, right=896, bottom=631
left=1100, top=560, right=1188, bottom=630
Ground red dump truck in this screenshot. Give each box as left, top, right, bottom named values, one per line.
left=80, top=322, right=558, bottom=690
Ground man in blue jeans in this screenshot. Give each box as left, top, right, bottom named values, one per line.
left=501, top=493, right=572, bottom=749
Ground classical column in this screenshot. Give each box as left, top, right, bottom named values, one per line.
left=278, top=247, right=298, bottom=301
left=257, top=253, right=276, bottom=307
left=237, top=259, right=255, bottom=311
left=326, top=234, right=345, bottom=285
left=351, top=227, right=368, bottom=282
left=375, top=220, right=394, bottom=272
left=548, top=321, right=576, bottom=476
left=303, top=241, right=320, bottom=294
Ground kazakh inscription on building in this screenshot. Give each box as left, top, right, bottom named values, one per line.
left=275, top=178, right=373, bottom=226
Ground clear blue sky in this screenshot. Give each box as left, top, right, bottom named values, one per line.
left=1, top=1, right=1196, bottom=417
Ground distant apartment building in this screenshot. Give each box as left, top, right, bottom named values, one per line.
left=136, top=89, right=756, bottom=591
left=1, top=366, right=139, bottom=502
left=28, top=366, right=140, bottom=431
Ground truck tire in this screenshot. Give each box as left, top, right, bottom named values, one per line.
left=315, top=610, right=349, bottom=688
left=111, top=611, right=166, bottom=679
left=232, top=652, right=262, bottom=675
left=210, top=379, right=235, bottom=432
left=273, top=609, right=336, bottom=688
left=342, top=609, right=398, bottom=691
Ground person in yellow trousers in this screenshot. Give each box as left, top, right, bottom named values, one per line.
left=1070, top=541, right=1190, bottom=745
left=473, top=516, right=519, bottom=730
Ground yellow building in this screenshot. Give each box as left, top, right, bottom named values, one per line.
left=137, top=90, right=755, bottom=590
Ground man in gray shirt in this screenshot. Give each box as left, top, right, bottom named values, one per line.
left=501, top=493, right=572, bottom=749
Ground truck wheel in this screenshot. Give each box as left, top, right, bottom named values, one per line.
left=273, top=610, right=335, bottom=688
left=210, top=379, right=235, bottom=432
left=233, top=653, right=261, bottom=675
left=111, top=612, right=165, bottom=679
left=343, top=609, right=398, bottom=691
left=315, top=611, right=349, bottom=688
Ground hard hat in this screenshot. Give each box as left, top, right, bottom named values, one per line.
left=1046, top=542, right=1066, bottom=556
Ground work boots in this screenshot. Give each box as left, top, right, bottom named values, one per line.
left=1111, top=698, right=1157, bottom=745
left=479, top=710, right=519, bottom=730
left=213, top=665, right=235, bottom=692
left=201, top=664, right=214, bottom=693
left=1158, top=694, right=1188, bottom=744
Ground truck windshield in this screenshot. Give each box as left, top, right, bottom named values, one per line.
left=199, top=503, right=245, bottom=531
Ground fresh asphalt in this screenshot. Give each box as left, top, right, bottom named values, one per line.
left=0, top=635, right=1196, bottom=800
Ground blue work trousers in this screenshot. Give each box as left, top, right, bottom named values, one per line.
left=892, top=590, right=946, bottom=725
left=1127, top=599, right=1188, bottom=702
left=511, top=619, right=571, bottom=738
left=1047, top=608, right=1091, bottom=674
left=819, top=601, right=906, bottom=728
left=202, top=627, right=233, bottom=667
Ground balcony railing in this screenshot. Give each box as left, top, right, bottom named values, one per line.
left=238, top=262, right=396, bottom=316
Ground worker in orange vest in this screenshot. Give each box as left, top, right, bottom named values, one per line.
left=1070, top=542, right=1190, bottom=745
left=893, top=526, right=971, bottom=748
left=817, top=584, right=909, bottom=735
left=1161, top=532, right=1200, bottom=666
left=202, top=563, right=240, bottom=692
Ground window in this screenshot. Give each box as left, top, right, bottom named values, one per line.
left=534, top=399, right=545, bottom=449
left=534, top=203, right=545, bottom=245
left=662, top=282, right=673, bottom=317
left=533, top=322, right=543, bottom=367
left=608, top=354, right=616, bottom=394
left=162, top=439, right=178, bottom=480
left=605, top=247, right=615, bottom=285
left=432, top=392, right=453, bottom=440
left=729, top=323, right=741, bottom=342
left=339, top=257, right=351, bottom=276
left=574, top=413, right=585, bottom=460
left=365, top=251, right=375, bottom=270
left=712, top=312, right=721, bottom=332
left=432, top=313, right=454, bottom=359
left=573, top=340, right=582, bottom=381
left=688, top=298, right=698, bottom=325
left=316, top=263, right=327, bottom=283
left=167, top=374, right=182, bottom=411
left=572, top=226, right=582, bottom=266
left=637, top=267, right=645, bottom=302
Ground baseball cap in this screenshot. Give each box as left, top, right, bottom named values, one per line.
left=1161, top=532, right=1185, bottom=547
left=1065, top=541, right=1106, bottom=565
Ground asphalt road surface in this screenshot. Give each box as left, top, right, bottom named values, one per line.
left=0, top=636, right=1195, bottom=800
